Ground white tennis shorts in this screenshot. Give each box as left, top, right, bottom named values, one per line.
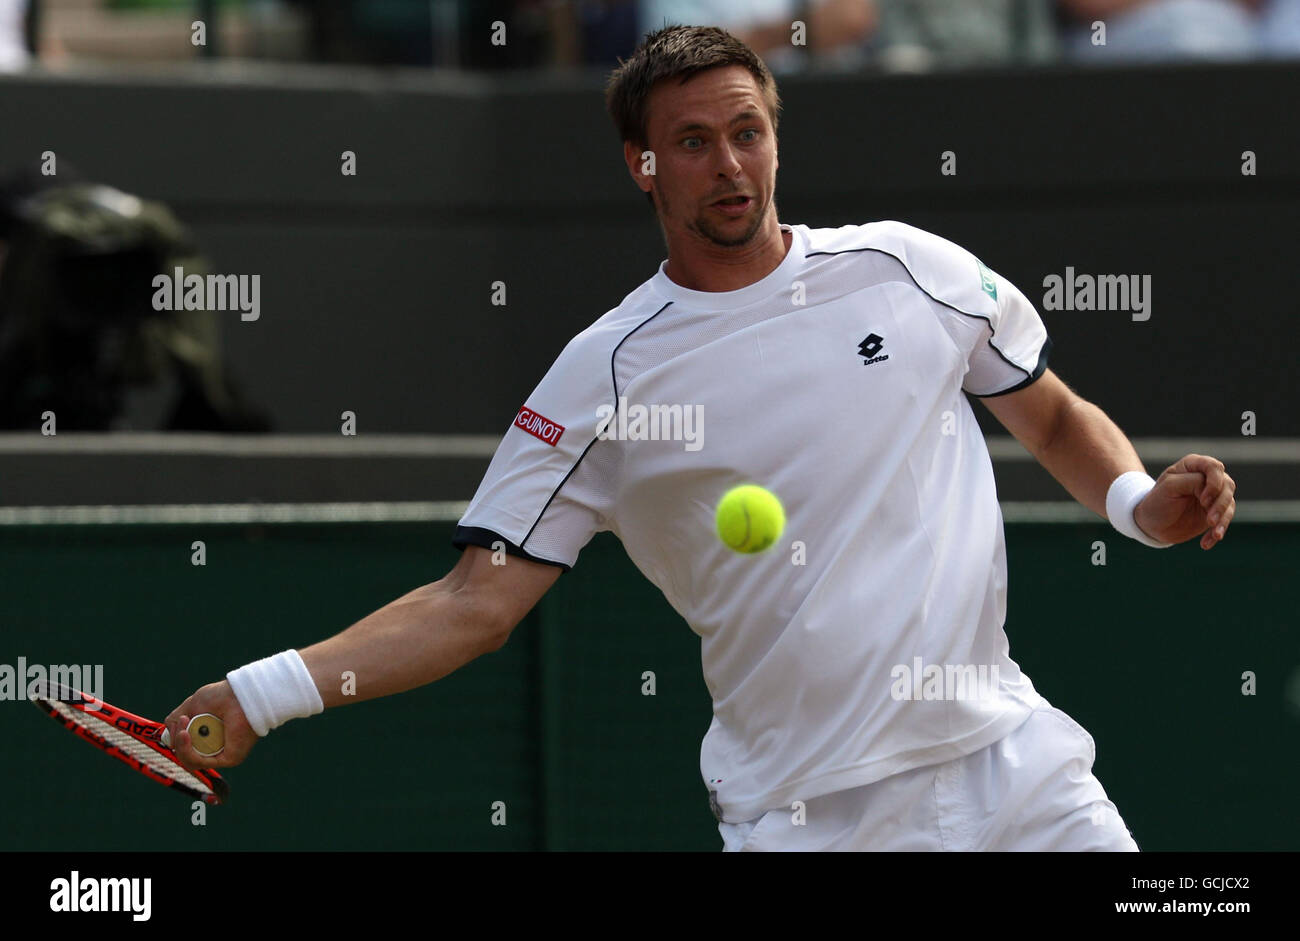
left=719, top=700, right=1140, bottom=851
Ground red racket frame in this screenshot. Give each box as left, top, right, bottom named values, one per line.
left=31, top=681, right=229, bottom=805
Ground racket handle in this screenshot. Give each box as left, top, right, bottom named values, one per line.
left=161, top=714, right=226, bottom=757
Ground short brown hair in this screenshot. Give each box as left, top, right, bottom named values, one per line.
left=605, top=25, right=782, bottom=205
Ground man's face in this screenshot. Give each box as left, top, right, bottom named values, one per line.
left=627, top=65, right=779, bottom=249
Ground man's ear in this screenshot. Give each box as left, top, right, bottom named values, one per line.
left=624, top=140, right=654, bottom=195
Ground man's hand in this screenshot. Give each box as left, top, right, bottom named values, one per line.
left=165, top=681, right=258, bottom=772
left=1133, top=453, right=1236, bottom=550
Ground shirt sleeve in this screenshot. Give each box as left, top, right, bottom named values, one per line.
left=866, top=221, right=1052, bottom=398
left=452, top=332, right=615, bottom=571
left=961, top=260, right=1052, bottom=398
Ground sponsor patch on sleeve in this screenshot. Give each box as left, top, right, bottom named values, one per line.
left=976, top=259, right=998, bottom=301
left=513, top=405, right=565, bottom=446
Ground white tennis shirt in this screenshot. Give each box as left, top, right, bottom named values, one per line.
left=455, top=221, right=1051, bottom=823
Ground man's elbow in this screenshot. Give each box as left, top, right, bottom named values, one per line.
left=1036, top=397, right=1075, bottom=457
left=432, top=580, right=515, bottom=658
left=438, top=544, right=563, bottom=655
left=481, top=618, right=515, bottom=653
left=470, top=596, right=523, bottom=654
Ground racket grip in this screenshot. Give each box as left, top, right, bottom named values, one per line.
left=161, top=714, right=226, bottom=757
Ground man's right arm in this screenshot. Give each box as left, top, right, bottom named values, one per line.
left=165, top=546, right=562, bottom=769
left=301, top=545, right=562, bottom=707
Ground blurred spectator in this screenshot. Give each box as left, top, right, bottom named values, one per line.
left=576, top=0, right=641, bottom=64
left=288, top=0, right=437, bottom=66
left=288, top=0, right=584, bottom=70
left=640, top=0, right=878, bottom=72
left=872, top=0, right=1060, bottom=70
left=547, top=0, right=640, bottom=67
left=461, top=0, right=551, bottom=68
left=1058, top=0, right=1300, bottom=61
left=0, top=170, right=271, bottom=431
left=0, top=0, right=31, bottom=71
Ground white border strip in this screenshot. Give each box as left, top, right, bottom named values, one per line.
left=999, top=501, right=1300, bottom=523
left=0, top=433, right=503, bottom=457
left=2, top=434, right=1299, bottom=463
left=0, top=501, right=1296, bottom=526
left=984, top=437, right=1300, bottom=462
left=0, top=502, right=471, bottom=525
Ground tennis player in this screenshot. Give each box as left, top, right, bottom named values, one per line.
left=168, top=25, right=1236, bottom=851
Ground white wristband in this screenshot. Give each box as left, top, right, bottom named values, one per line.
left=1106, top=471, right=1173, bottom=549
left=226, top=649, right=324, bottom=737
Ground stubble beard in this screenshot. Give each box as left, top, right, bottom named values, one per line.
left=657, top=186, right=772, bottom=249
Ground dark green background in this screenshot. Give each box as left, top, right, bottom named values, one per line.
left=2, top=521, right=1294, bottom=850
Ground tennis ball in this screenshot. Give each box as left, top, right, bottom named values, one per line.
left=715, top=484, right=785, bottom=554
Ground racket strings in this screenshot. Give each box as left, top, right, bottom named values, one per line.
left=46, top=699, right=216, bottom=797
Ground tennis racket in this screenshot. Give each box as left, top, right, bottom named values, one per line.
left=30, top=680, right=230, bottom=805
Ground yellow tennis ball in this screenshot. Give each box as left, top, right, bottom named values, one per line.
left=715, top=484, right=785, bottom=554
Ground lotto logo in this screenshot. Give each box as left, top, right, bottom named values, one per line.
left=514, top=405, right=564, bottom=446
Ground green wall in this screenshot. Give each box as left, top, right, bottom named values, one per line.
left=3, top=522, right=1294, bottom=850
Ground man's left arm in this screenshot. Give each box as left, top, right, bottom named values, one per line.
left=979, top=368, right=1236, bottom=550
